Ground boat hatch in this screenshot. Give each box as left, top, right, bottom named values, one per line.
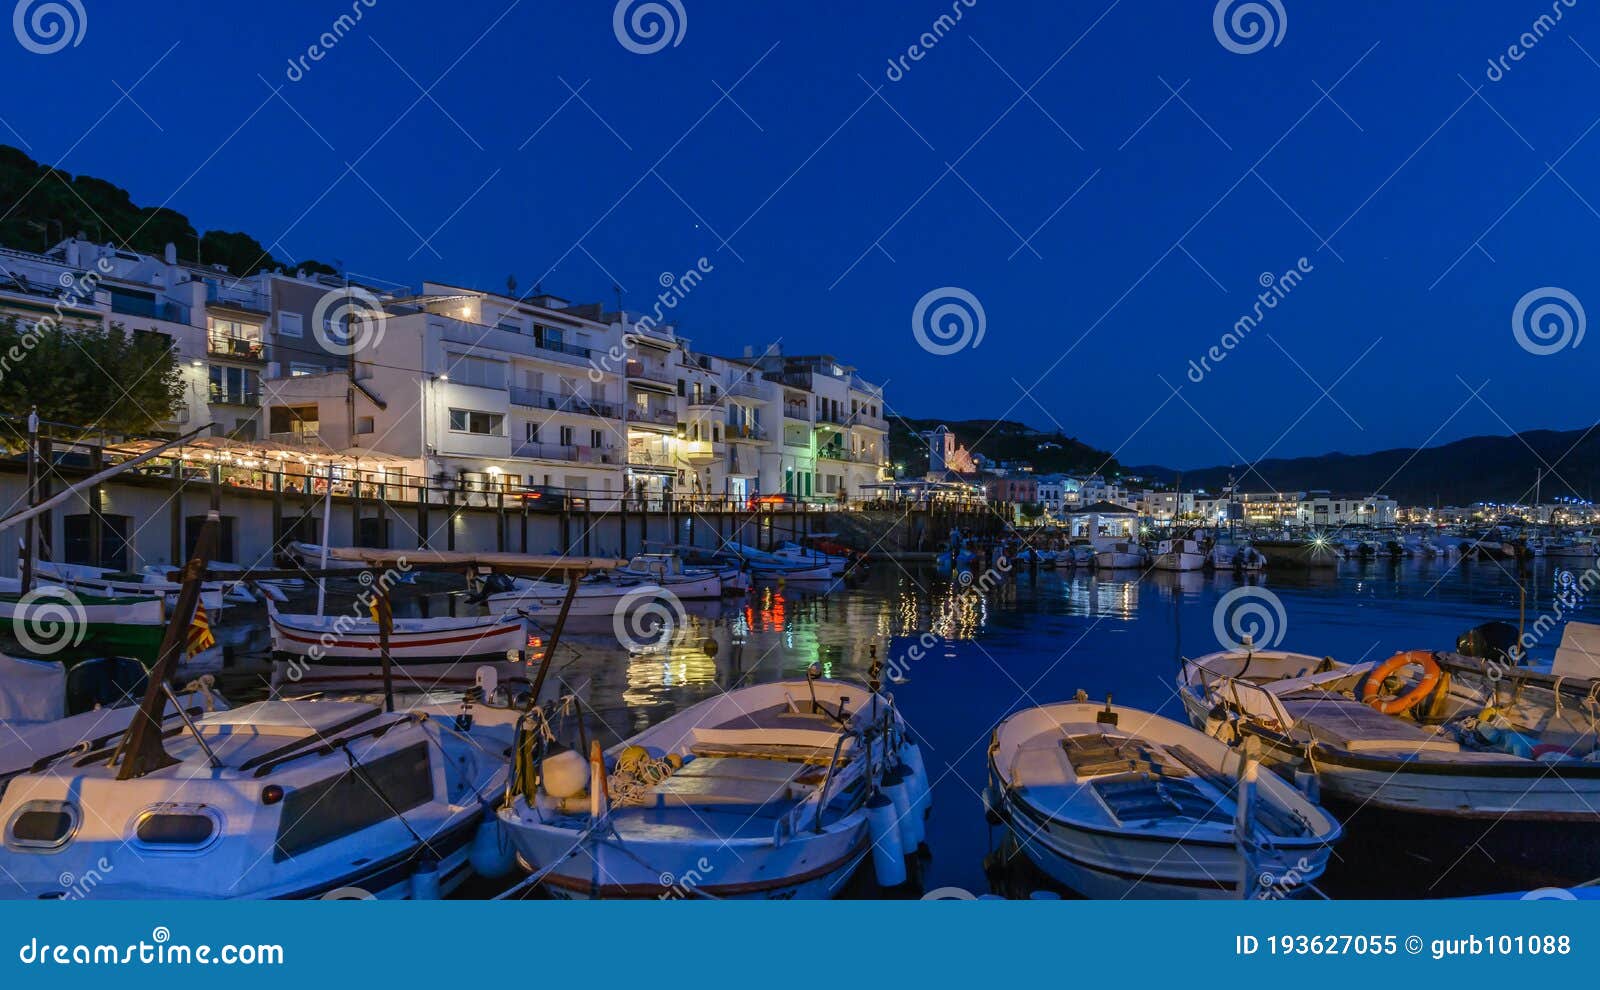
left=1061, top=733, right=1190, bottom=779
left=1093, top=777, right=1232, bottom=827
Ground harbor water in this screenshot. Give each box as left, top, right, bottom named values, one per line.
left=197, top=553, right=1577, bottom=899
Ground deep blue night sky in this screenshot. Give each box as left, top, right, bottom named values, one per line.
left=2, top=1, right=1596, bottom=467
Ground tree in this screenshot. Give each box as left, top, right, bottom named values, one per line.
left=0, top=317, right=186, bottom=436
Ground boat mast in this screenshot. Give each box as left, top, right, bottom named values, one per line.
left=109, top=511, right=219, bottom=780
left=20, top=407, right=37, bottom=594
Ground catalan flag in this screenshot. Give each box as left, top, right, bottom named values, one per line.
left=186, top=601, right=216, bottom=657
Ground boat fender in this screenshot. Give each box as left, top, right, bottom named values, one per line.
left=542, top=748, right=589, bottom=799
left=410, top=858, right=441, bottom=900
left=881, top=767, right=922, bottom=849
left=468, top=815, right=517, bottom=880
left=866, top=793, right=908, bottom=887
left=982, top=784, right=1003, bottom=826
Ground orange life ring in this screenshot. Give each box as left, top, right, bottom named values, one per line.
left=1361, top=650, right=1442, bottom=714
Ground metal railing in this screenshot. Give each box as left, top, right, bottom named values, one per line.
left=208, top=386, right=260, bottom=406
left=626, top=406, right=677, bottom=427
left=509, top=387, right=619, bottom=418
left=625, top=359, right=674, bottom=385
left=782, top=403, right=810, bottom=421
left=726, top=379, right=771, bottom=400
left=207, top=331, right=266, bottom=361
left=513, top=442, right=617, bottom=463
left=206, top=284, right=270, bottom=312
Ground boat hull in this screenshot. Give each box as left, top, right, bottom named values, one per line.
left=269, top=612, right=527, bottom=660
left=503, top=807, right=871, bottom=900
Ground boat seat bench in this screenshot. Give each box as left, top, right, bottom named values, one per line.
left=1279, top=693, right=1460, bottom=753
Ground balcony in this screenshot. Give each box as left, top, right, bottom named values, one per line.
left=441, top=321, right=593, bottom=365
left=627, top=447, right=676, bottom=467
left=625, top=406, right=677, bottom=430
left=513, top=442, right=618, bottom=464
left=268, top=428, right=322, bottom=447
left=726, top=422, right=767, bottom=442
left=814, top=409, right=848, bottom=427
left=207, top=331, right=266, bottom=362
left=782, top=403, right=810, bottom=422
left=684, top=391, right=721, bottom=410
left=112, top=295, right=189, bottom=323
left=764, top=369, right=814, bottom=391
left=726, top=379, right=771, bottom=401
left=683, top=440, right=725, bottom=464
left=509, top=387, right=619, bottom=419
left=208, top=386, right=260, bottom=406
left=625, top=359, right=675, bottom=387
left=206, top=284, right=270, bottom=313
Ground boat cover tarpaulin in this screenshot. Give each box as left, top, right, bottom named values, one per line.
left=0, top=654, right=65, bottom=724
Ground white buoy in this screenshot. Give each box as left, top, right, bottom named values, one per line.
left=410, top=859, right=441, bottom=900
left=542, top=747, right=588, bottom=799
left=881, top=767, right=922, bottom=850
left=468, top=814, right=516, bottom=879
left=866, top=793, right=907, bottom=887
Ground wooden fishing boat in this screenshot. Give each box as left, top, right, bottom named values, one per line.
left=987, top=695, right=1341, bottom=899
left=267, top=601, right=528, bottom=661
left=30, top=560, right=235, bottom=611
left=1093, top=542, right=1148, bottom=569
left=486, top=574, right=666, bottom=618
left=0, top=698, right=516, bottom=899
left=498, top=675, right=932, bottom=899
left=1155, top=538, right=1205, bottom=571
left=1177, top=631, right=1600, bottom=895
left=0, top=584, right=166, bottom=660
left=613, top=554, right=722, bottom=599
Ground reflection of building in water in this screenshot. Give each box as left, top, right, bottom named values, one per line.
left=1062, top=575, right=1140, bottom=620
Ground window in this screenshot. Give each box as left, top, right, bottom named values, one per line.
left=272, top=743, right=433, bottom=861
left=6, top=800, right=79, bottom=849
left=559, top=426, right=574, bottom=446
left=290, top=363, right=323, bottom=376
left=208, top=365, right=258, bottom=405
left=525, top=422, right=539, bottom=442
left=590, top=429, right=603, bottom=448
left=449, top=409, right=504, bottom=435
left=278, top=312, right=304, bottom=337
left=135, top=810, right=219, bottom=849
left=446, top=353, right=507, bottom=389
left=356, top=416, right=374, bottom=434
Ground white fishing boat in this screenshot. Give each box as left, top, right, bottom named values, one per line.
left=613, top=553, right=722, bottom=599
left=770, top=542, right=848, bottom=576
left=987, top=695, right=1341, bottom=899
left=0, top=697, right=516, bottom=899
left=486, top=573, right=667, bottom=618
left=1155, top=538, right=1205, bottom=572
left=498, top=674, right=931, bottom=899
left=267, top=601, right=527, bottom=661
left=1177, top=628, right=1600, bottom=895
left=30, top=560, right=233, bottom=612
left=726, top=542, right=835, bottom=581
left=1093, top=542, right=1148, bottom=570
left=285, top=541, right=372, bottom=571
